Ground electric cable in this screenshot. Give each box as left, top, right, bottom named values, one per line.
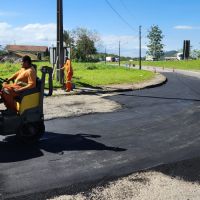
left=119, top=0, right=135, bottom=20
left=105, top=0, right=137, bottom=33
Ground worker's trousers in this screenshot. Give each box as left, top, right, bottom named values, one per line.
left=65, top=75, right=72, bottom=92
left=0, top=83, right=21, bottom=112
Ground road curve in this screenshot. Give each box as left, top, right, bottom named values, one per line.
left=0, top=72, right=200, bottom=199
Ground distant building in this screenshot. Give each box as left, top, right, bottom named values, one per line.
left=6, top=45, right=49, bottom=61
left=106, top=56, right=119, bottom=62
left=164, top=53, right=183, bottom=61
left=177, top=53, right=183, bottom=60
left=106, top=56, right=114, bottom=62
left=145, top=55, right=156, bottom=61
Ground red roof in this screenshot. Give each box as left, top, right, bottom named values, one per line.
left=6, top=45, right=48, bottom=52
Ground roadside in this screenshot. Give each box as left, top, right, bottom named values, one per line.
left=43, top=72, right=166, bottom=120
left=49, top=157, right=200, bottom=200
left=136, top=65, right=200, bottom=79
left=44, top=93, right=121, bottom=120
left=126, top=59, right=200, bottom=71
left=52, top=72, right=166, bottom=96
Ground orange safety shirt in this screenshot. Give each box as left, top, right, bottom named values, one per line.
left=1, top=66, right=36, bottom=111
left=64, top=60, right=73, bottom=77
left=13, top=67, right=36, bottom=89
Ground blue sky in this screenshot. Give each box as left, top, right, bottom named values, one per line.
left=0, top=0, right=200, bottom=57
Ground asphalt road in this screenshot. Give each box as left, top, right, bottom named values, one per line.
left=1, top=72, right=200, bottom=200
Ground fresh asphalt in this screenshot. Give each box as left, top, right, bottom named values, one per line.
left=1, top=72, right=200, bottom=199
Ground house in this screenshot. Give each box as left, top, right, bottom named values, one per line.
left=145, top=55, right=156, bottom=61
left=6, top=45, right=49, bottom=61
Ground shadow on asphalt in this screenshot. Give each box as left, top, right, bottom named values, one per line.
left=75, top=81, right=102, bottom=89
left=0, top=132, right=126, bottom=163
left=119, top=93, right=200, bottom=102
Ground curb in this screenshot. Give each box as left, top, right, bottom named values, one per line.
left=52, top=73, right=167, bottom=96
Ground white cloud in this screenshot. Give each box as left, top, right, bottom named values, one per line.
left=101, top=35, right=138, bottom=49
left=99, top=34, right=147, bottom=57
left=174, top=25, right=200, bottom=30
left=0, top=22, right=146, bottom=57
left=0, top=22, right=56, bottom=46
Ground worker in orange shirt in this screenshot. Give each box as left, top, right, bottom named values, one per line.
left=61, top=57, right=73, bottom=92
left=0, top=55, right=36, bottom=112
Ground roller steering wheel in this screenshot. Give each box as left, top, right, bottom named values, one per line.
left=0, top=78, right=8, bottom=83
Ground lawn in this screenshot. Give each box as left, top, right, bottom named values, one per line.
left=72, top=62, right=155, bottom=87
left=0, top=61, right=155, bottom=88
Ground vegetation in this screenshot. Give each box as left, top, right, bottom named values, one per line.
left=72, top=62, right=154, bottom=87
left=0, top=62, right=21, bottom=78
left=191, top=49, right=200, bottom=59
left=64, top=27, right=99, bottom=62
left=147, top=25, right=164, bottom=60
left=0, top=62, right=155, bottom=88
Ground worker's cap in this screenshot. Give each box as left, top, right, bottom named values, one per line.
left=22, top=55, right=32, bottom=64
left=65, top=56, right=69, bottom=61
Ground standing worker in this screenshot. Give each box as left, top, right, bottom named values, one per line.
left=61, top=57, right=73, bottom=92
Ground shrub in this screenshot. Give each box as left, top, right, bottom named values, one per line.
left=86, top=65, right=98, bottom=70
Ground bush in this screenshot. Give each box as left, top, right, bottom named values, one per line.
left=86, top=65, right=98, bottom=70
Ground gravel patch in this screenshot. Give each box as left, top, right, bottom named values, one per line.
left=44, top=93, right=121, bottom=120
left=48, top=156, right=200, bottom=200
left=49, top=169, right=200, bottom=200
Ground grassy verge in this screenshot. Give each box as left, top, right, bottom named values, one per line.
left=122, top=60, right=200, bottom=71
left=0, top=62, right=155, bottom=88
left=73, top=62, right=155, bottom=87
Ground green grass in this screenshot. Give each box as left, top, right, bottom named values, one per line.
left=124, top=60, right=200, bottom=71
left=0, top=62, right=22, bottom=79
left=73, top=62, right=154, bottom=87
left=0, top=61, right=155, bottom=88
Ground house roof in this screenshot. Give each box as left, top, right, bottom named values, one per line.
left=6, top=45, right=48, bottom=52
left=14, top=52, right=38, bottom=61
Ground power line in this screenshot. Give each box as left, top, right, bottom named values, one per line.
left=119, top=0, right=135, bottom=20
left=119, top=0, right=148, bottom=40
left=105, top=0, right=137, bottom=33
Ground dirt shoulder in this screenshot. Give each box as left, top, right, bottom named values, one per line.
left=49, top=157, right=200, bottom=200
left=44, top=93, right=121, bottom=120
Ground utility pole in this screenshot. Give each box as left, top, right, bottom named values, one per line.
left=105, top=48, right=107, bottom=64
left=57, top=0, right=64, bottom=84
left=119, top=40, right=121, bottom=66
left=139, top=25, right=142, bottom=70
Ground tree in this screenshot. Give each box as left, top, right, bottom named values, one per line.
left=76, top=34, right=97, bottom=61
left=72, top=27, right=99, bottom=62
left=63, top=30, right=74, bottom=47
left=0, top=45, right=6, bottom=56
left=191, top=49, right=200, bottom=59
left=63, top=30, right=76, bottom=59
left=147, top=25, right=164, bottom=60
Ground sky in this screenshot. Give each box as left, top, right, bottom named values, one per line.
left=0, top=0, right=200, bottom=57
